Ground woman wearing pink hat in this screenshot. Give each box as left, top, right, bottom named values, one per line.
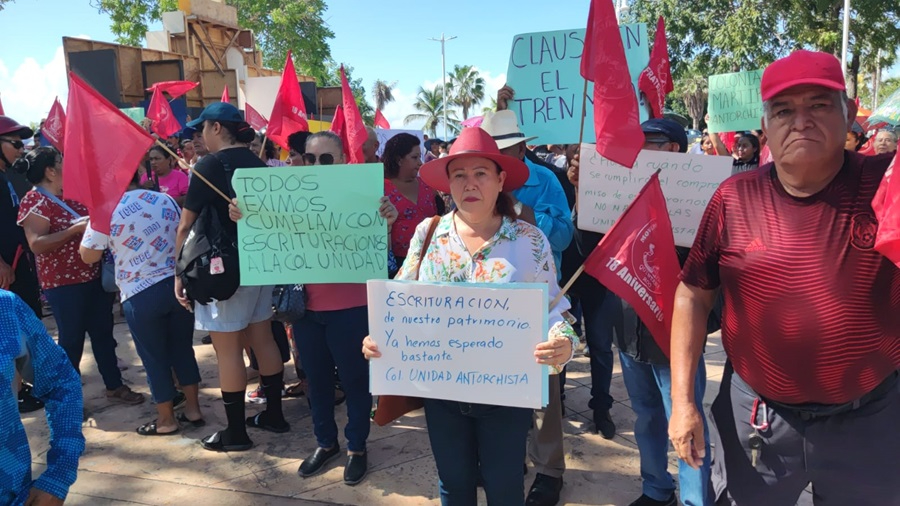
left=363, top=127, right=578, bottom=505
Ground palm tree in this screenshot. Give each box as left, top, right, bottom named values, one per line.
left=676, top=74, right=708, bottom=130
left=482, top=97, right=498, bottom=115
left=404, top=85, right=460, bottom=137
left=372, top=79, right=397, bottom=111
left=447, top=65, right=485, bottom=120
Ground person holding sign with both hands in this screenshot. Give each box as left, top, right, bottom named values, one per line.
left=362, top=127, right=579, bottom=506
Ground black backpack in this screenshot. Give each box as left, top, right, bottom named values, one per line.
left=176, top=152, right=240, bottom=305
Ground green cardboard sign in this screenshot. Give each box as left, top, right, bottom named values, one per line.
left=233, top=164, right=388, bottom=285
left=707, top=70, right=764, bottom=133
left=120, top=107, right=145, bottom=124
left=505, top=25, right=649, bottom=145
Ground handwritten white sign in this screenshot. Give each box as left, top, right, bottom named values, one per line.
left=367, top=280, right=549, bottom=409
left=374, top=129, right=426, bottom=161
left=577, top=144, right=733, bottom=247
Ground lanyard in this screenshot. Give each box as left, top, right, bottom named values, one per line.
left=33, top=186, right=82, bottom=219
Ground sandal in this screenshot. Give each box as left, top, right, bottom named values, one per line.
left=246, top=412, right=291, bottom=434
left=200, top=431, right=253, bottom=452
left=176, top=412, right=206, bottom=428
left=284, top=381, right=307, bottom=398
left=106, top=385, right=145, bottom=405
left=136, top=420, right=179, bottom=436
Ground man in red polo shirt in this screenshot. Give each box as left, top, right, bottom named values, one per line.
left=668, top=50, right=899, bottom=505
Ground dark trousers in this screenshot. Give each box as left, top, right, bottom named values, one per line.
left=43, top=278, right=122, bottom=391
left=9, top=249, right=41, bottom=317
left=424, top=398, right=533, bottom=506
left=293, top=306, right=371, bottom=452
left=710, top=364, right=900, bottom=506
left=584, top=290, right=622, bottom=412
left=122, top=277, right=201, bottom=404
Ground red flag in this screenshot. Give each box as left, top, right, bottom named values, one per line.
left=638, top=17, right=674, bottom=119
left=0, top=93, right=5, bottom=115
left=873, top=151, right=900, bottom=266
left=146, top=81, right=198, bottom=99
left=63, top=72, right=154, bottom=234
left=268, top=50, right=309, bottom=150
left=340, top=65, right=366, bottom=164
left=221, top=85, right=229, bottom=103
left=582, top=172, right=679, bottom=357
left=329, top=105, right=354, bottom=162
left=146, top=86, right=182, bottom=139
left=245, top=103, right=268, bottom=132
left=580, top=0, right=645, bottom=168
left=374, top=109, right=391, bottom=129
left=42, top=98, right=66, bottom=152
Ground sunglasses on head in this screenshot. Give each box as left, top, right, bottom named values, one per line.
left=302, top=153, right=334, bottom=165
left=1, top=139, right=25, bottom=149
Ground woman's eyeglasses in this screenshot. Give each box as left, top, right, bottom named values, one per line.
left=302, top=153, right=335, bottom=165
left=0, top=139, right=25, bottom=150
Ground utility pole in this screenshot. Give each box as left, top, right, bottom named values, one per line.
left=429, top=33, right=457, bottom=140
left=840, top=0, right=851, bottom=76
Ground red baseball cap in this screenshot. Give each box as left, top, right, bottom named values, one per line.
left=760, top=50, right=845, bottom=101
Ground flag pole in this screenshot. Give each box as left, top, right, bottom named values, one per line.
left=577, top=79, right=590, bottom=145
left=258, top=134, right=267, bottom=160
left=154, top=139, right=231, bottom=203
left=550, top=265, right=584, bottom=310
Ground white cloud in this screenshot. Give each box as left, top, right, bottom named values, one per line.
left=381, top=66, right=507, bottom=138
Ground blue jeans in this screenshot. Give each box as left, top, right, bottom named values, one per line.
left=424, top=399, right=533, bottom=506
left=619, top=352, right=712, bottom=506
left=584, top=291, right=623, bottom=412
left=293, top=306, right=371, bottom=452
left=44, top=278, right=123, bottom=391
left=122, top=277, right=201, bottom=404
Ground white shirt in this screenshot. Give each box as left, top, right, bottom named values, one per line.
left=80, top=190, right=181, bottom=302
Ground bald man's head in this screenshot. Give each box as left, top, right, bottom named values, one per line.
left=363, top=126, right=380, bottom=163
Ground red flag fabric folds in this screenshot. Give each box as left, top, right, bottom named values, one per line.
left=374, top=109, right=391, bottom=129
left=638, top=17, right=674, bottom=119
left=340, top=66, right=366, bottom=164
left=329, top=105, right=353, bottom=162
left=872, top=151, right=900, bottom=266
left=42, top=98, right=66, bottom=152
left=583, top=172, right=680, bottom=357
left=146, top=81, right=198, bottom=99
left=221, top=85, right=229, bottom=103
left=580, top=0, right=645, bottom=168
left=147, top=87, right=182, bottom=139
left=63, top=72, right=154, bottom=234
left=268, top=51, right=309, bottom=150
left=245, top=103, right=268, bottom=132
left=0, top=93, right=4, bottom=115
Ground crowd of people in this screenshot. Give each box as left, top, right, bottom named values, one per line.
left=1, top=49, right=897, bottom=506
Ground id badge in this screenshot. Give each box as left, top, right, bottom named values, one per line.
left=210, top=257, right=225, bottom=275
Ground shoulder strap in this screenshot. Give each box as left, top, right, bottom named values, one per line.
left=33, top=186, right=82, bottom=218
left=413, top=215, right=441, bottom=281
left=208, top=151, right=236, bottom=199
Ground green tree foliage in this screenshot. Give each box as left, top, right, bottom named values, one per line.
left=446, top=65, right=485, bottom=120
left=404, top=85, right=460, bottom=138
left=92, top=0, right=334, bottom=83
left=0, top=0, right=16, bottom=11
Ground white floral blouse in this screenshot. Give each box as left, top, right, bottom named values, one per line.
left=396, top=212, right=578, bottom=361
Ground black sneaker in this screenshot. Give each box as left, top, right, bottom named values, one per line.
left=18, top=384, right=44, bottom=413
left=200, top=334, right=212, bottom=345
left=525, top=473, right=563, bottom=506
left=593, top=409, right=616, bottom=439
left=343, top=452, right=368, bottom=486
left=627, top=493, right=677, bottom=506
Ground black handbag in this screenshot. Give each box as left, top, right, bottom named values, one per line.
left=272, top=284, right=305, bottom=323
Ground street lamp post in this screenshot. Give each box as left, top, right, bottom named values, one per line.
left=840, top=0, right=851, bottom=76
left=429, top=33, right=457, bottom=140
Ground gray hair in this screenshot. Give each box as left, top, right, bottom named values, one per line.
left=306, top=130, right=343, bottom=152
left=762, top=91, right=849, bottom=129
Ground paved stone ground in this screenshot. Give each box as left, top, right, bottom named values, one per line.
left=23, top=310, right=812, bottom=505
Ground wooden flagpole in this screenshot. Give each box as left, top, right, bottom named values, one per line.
left=154, top=139, right=231, bottom=203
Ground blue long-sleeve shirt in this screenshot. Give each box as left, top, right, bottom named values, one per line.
left=512, top=157, right=574, bottom=277
left=0, top=290, right=84, bottom=505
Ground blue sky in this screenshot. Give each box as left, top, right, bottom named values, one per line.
left=0, top=0, right=896, bottom=128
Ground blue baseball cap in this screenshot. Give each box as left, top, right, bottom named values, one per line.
left=641, top=118, right=688, bottom=153
left=186, top=102, right=244, bottom=129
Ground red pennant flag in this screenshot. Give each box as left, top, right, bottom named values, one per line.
left=146, top=86, right=182, bottom=139
left=268, top=50, right=309, bottom=150
left=42, top=98, right=66, bottom=152
left=340, top=65, right=366, bottom=164
left=63, top=72, right=154, bottom=234
left=329, top=105, right=352, bottom=162
left=873, top=151, right=900, bottom=266
left=0, top=93, right=5, bottom=115
left=374, top=109, right=391, bottom=129
left=638, top=17, right=674, bottom=119
left=245, top=103, right=268, bottom=132
left=582, top=172, right=679, bottom=357
left=580, top=0, right=645, bottom=168
left=146, top=80, right=198, bottom=99
left=221, top=85, right=229, bottom=103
